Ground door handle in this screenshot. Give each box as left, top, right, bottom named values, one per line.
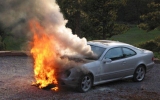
left=122, top=61, right=126, bottom=64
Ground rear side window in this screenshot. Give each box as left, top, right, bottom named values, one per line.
left=122, top=47, right=136, bottom=57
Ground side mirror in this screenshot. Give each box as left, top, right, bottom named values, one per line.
left=102, top=58, right=112, bottom=63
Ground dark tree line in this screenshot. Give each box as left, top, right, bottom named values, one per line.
left=117, top=0, right=151, bottom=24
left=57, top=0, right=128, bottom=40
left=57, top=0, right=160, bottom=40
left=138, top=1, right=160, bottom=31
left=1, top=0, right=160, bottom=50
left=0, top=19, right=25, bottom=50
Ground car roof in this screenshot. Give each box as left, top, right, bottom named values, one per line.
left=88, top=40, right=132, bottom=48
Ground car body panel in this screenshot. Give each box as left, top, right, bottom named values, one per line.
left=60, top=40, right=155, bottom=88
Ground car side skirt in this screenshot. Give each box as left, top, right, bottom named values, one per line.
left=93, top=75, right=133, bottom=86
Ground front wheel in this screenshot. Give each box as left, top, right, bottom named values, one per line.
left=133, top=65, right=146, bottom=82
left=77, top=74, right=92, bottom=92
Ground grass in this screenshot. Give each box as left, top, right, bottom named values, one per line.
left=110, top=27, right=160, bottom=45
left=2, top=26, right=160, bottom=51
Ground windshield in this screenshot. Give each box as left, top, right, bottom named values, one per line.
left=87, top=45, right=106, bottom=60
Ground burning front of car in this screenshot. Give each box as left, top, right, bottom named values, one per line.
left=24, top=0, right=96, bottom=93
left=58, top=46, right=104, bottom=92
left=57, top=60, right=95, bottom=93
left=29, top=19, right=94, bottom=92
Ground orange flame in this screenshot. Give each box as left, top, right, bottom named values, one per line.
left=29, top=20, right=60, bottom=91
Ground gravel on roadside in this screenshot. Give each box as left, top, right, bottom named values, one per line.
left=0, top=56, right=160, bottom=100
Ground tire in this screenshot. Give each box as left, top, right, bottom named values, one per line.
left=77, top=74, right=92, bottom=93
left=133, top=65, right=146, bottom=82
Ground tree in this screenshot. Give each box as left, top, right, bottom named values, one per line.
left=57, top=0, right=85, bottom=37
left=0, top=18, right=25, bottom=50
left=117, top=0, right=151, bottom=24
left=138, top=1, right=160, bottom=31
left=0, top=23, right=7, bottom=50
left=83, top=0, right=128, bottom=39
left=57, top=0, right=128, bottom=40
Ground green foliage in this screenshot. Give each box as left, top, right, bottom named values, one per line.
left=0, top=21, right=27, bottom=50
left=138, top=2, right=160, bottom=31
left=57, top=0, right=128, bottom=39
left=109, top=23, right=129, bottom=38
left=138, top=36, right=160, bottom=52
left=117, top=0, right=151, bottom=24
left=0, top=36, right=5, bottom=50
left=4, top=36, right=27, bottom=50
left=154, top=52, right=160, bottom=59
left=137, top=40, right=160, bottom=52
left=110, top=27, right=160, bottom=45
left=0, top=22, right=7, bottom=50
left=83, top=0, right=128, bottom=39
left=137, top=36, right=160, bottom=59
left=57, top=0, right=86, bottom=37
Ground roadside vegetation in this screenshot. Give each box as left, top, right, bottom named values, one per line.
left=0, top=0, right=160, bottom=58
left=1, top=26, right=160, bottom=59
left=110, top=27, right=160, bottom=45
left=3, top=36, right=27, bottom=50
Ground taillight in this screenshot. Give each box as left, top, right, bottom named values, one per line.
left=152, top=57, right=154, bottom=61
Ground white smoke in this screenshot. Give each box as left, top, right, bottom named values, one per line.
left=0, top=0, right=93, bottom=57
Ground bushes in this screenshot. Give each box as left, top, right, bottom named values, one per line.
left=137, top=36, right=160, bottom=52
left=138, top=40, right=160, bottom=52
left=0, top=36, right=5, bottom=50
left=137, top=36, right=160, bottom=59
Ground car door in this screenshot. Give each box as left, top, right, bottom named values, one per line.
left=101, top=47, right=126, bottom=80
left=121, top=47, right=137, bottom=75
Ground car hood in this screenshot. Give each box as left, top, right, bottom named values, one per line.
left=59, top=56, right=96, bottom=72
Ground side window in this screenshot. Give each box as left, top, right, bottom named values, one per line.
left=122, top=47, right=136, bottom=57
left=104, top=47, right=123, bottom=60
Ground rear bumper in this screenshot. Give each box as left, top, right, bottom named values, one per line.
left=146, top=62, right=155, bottom=72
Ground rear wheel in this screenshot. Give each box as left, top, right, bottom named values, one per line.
left=133, top=65, right=146, bottom=82
left=77, top=74, right=92, bottom=92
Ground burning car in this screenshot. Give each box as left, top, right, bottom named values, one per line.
left=60, top=40, right=155, bottom=92
left=29, top=21, right=154, bottom=92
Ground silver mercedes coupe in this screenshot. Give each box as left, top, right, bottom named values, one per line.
left=60, top=40, right=155, bottom=92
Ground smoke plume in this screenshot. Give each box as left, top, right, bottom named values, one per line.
left=0, top=0, right=93, bottom=57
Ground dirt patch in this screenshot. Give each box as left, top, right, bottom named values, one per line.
left=119, top=91, right=160, bottom=100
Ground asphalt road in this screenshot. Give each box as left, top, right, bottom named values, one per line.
left=0, top=56, right=160, bottom=100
